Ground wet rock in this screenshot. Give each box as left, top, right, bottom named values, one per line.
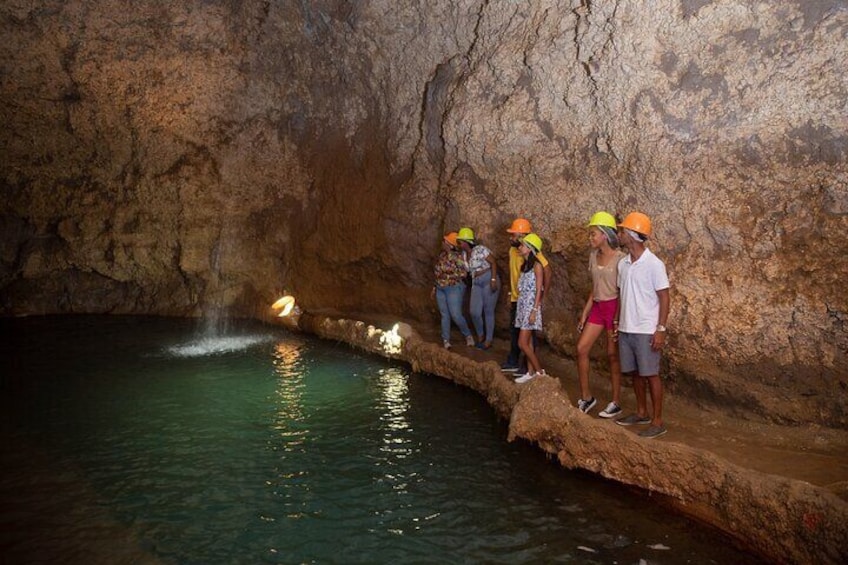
left=294, top=314, right=848, bottom=565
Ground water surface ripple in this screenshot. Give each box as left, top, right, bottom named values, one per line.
left=0, top=316, right=763, bottom=564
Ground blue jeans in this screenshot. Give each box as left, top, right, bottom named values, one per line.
left=470, top=273, right=500, bottom=343
left=436, top=284, right=472, bottom=342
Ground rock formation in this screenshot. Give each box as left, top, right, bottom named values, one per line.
left=293, top=312, right=848, bottom=565
left=1, top=1, right=846, bottom=426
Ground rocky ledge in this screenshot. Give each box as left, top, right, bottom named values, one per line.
left=272, top=311, right=848, bottom=565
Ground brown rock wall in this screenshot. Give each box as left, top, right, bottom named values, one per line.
left=1, top=1, right=846, bottom=424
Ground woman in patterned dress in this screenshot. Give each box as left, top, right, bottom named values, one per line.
left=514, top=233, right=545, bottom=384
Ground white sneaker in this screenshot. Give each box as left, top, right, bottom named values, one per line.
left=599, top=401, right=622, bottom=419
left=443, top=340, right=452, bottom=349
left=465, top=335, right=475, bottom=347
left=514, top=372, right=536, bottom=384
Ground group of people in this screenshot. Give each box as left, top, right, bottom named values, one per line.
left=433, top=212, right=670, bottom=439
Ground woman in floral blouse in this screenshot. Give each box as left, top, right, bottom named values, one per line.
left=433, top=232, right=475, bottom=349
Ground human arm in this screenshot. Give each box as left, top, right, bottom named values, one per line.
left=486, top=253, right=498, bottom=290
left=612, top=288, right=621, bottom=342
left=528, top=262, right=544, bottom=324
left=578, top=290, right=594, bottom=333
left=651, top=288, right=670, bottom=350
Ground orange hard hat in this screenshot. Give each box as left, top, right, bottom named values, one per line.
left=507, top=218, right=532, bottom=234
left=618, top=212, right=652, bottom=238
left=443, top=232, right=459, bottom=247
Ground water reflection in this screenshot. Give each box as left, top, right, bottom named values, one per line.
left=372, top=366, right=422, bottom=534
left=0, top=317, right=765, bottom=564
left=271, top=342, right=307, bottom=440
left=270, top=341, right=312, bottom=520
left=376, top=368, right=413, bottom=470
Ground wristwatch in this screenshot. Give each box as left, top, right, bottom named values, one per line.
left=656, top=325, right=667, bottom=332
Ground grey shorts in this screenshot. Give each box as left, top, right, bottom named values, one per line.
left=618, top=332, right=661, bottom=377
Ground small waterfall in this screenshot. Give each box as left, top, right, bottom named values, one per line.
left=165, top=221, right=276, bottom=358
left=201, top=230, right=229, bottom=337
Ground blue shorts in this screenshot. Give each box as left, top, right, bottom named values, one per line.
left=618, top=332, right=661, bottom=377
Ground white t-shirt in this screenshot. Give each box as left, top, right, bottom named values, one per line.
left=465, top=245, right=492, bottom=274
left=617, top=248, right=669, bottom=334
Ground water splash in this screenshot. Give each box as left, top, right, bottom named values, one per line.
left=166, top=334, right=275, bottom=357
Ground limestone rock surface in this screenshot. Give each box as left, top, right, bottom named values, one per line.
left=284, top=312, right=848, bottom=565
left=1, top=1, right=846, bottom=426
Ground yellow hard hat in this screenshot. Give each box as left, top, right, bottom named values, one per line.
left=522, top=233, right=542, bottom=253
left=457, top=227, right=475, bottom=242
left=507, top=218, right=532, bottom=234
left=618, top=212, right=652, bottom=238
left=587, top=211, right=617, bottom=229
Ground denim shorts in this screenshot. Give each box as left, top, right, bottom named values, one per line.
left=618, top=332, right=661, bottom=377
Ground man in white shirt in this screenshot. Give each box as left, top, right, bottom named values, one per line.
left=613, top=212, right=670, bottom=439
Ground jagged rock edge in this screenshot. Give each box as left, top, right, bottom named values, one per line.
left=281, top=313, right=848, bottom=565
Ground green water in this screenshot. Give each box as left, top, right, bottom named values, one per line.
left=0, top=316, right=762, bottom=564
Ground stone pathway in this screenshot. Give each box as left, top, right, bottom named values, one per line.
left=448, top=331, right=848, bottom=490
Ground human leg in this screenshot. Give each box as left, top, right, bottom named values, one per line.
left=445, top=284, right=472, bottom=337
left=504, top=302, right=520, bottom=367
left=637, top=374, right=667, bottom=438
left=615, top=333, right=650, bottom=425
left=518, top=328, right=541, bottom=375
left=646, top=375, right=664, bottom=427
left=606, top=331, right=622, bottom=406
left=514, top=327, right=540, bottom=384
left=633, top=376, right=649, bottom=418
left=469, top=280, right=485, bottom=342
left=576, top=322, right=604, bottom=400
left=435, top=287, right=451, bottom=342
left=596, top=331, right=624, bottom=417
left=482, top=281, right=499, bottom=345
left=632, top=333, right=662, bottom=425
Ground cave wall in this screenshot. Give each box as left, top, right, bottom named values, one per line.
left=1, top=1, right=846, bottom=425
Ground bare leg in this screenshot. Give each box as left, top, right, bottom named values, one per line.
left=647, top=375, right=664, bottom=426
left=518, top=329, right=541, bottom=374
left=576, top=323, right=604, bottom=399
left=632, top=375, right=649, bottom=418
left=606, top=332, right=622, bottom=405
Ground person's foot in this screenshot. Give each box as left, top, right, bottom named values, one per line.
left=615, top=414, right=651, bottom=426
left=475, top=341, right=492, bottom=350
left=598, top=401, right=622, bottom=419
left=500, top=362, right=519, bottom=373
left=443, top=340, right=451, bottom=349
left=638, top=425, right=667, bottom=439
left=465, top=335, right=475, bottom=347
left=577, top=397, right=597, bottom=414
left=514, top=372, right=536, bottom=384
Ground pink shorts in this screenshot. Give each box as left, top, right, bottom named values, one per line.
left=587, top=298, right=618, bottom=331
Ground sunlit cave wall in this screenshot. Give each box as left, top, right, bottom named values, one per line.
left=1, top=1, right=846, bottom=425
